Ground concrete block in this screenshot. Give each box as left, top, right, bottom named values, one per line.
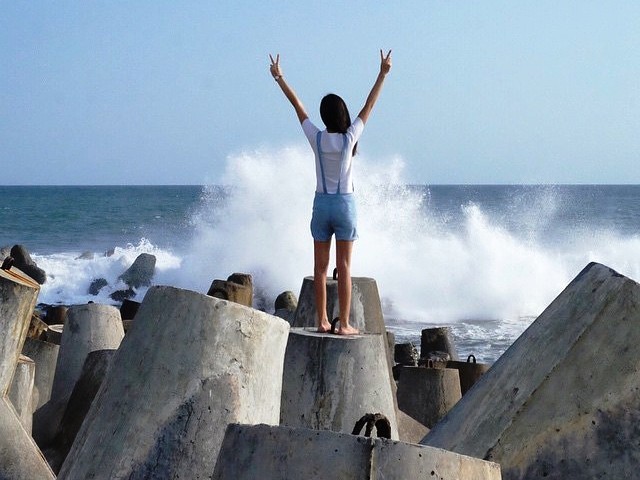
left=50, top=303, right=124, bottom=406
left=27, top=313, right=47, bottom=340
left=421, top=326, right=459, bottom=361
left=43, top=305, right=67, bottom=325
left=0, top=399, right=56, bottom=480
left=396, top=409, right=430, bottom=444
left=46, top=324, right=64, bottom=345
left=396, top=365, right=462, bottom=429
left=58, top=285, right=290, bottom=480
left=395, top=342, right=419, bottom=366
left=281, top=328, right=399, bottom=439
left=207, top=272, right=253, bottom=307
left=34, top=303, right=124, bottom=447
left=422, top=262, right=640, bottom=479
left=8, top=354, right=36, bottom=434
left=22, top=337, right=60, bottom=409
left=212, top=423, right=501, bottom=479
left=44, top=349, right=116, bottom=473
left=292, top=276, right=386, bottom=333
left=0, top=266, right=55, bottom=480
left=446, top=354, right=490, bottom=396
left=0, top=266, right=40, bottom=393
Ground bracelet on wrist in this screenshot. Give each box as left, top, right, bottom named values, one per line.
left=274, top=75, right=282, bottom=81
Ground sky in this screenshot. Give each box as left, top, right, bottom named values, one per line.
left=1, top=1, right=639, bottom=185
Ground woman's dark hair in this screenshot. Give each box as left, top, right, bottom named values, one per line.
left=320, top=93, right=357, bottom=155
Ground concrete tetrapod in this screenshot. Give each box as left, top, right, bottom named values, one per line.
left=396, top=365, right=462, bottom=429
left=58, top=285, right=290, bottom=480
left=212, top=423, right=502, bottom=479
left=281, top=328, right=399, bottom=439
left=8, top=354, right=36, bottom=434
left=22, top=337, right=60, bottom=409
left=422, top=262, right=640, bottom=479
left=33, top=303, right=124, bottom=447
left=292, top=276, right=386, bottom=333
left=421, top=326, right=459, bottom=361
left=0, top=266, right=55, bottom=480
left=44, top=349, right=117, bottom=473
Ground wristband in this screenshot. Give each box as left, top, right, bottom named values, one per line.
left=274, top=75, right=282, bottom=82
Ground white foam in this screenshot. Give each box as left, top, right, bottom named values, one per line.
left=30, top=145, right=640, bottom=349
left=34, top=238, right=181, bottom=306
left=179, top=144, right=640, bottom=327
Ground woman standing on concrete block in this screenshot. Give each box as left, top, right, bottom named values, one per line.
left=269, top=50, right=392, bottom=334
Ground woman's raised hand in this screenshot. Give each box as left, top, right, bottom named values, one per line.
left=380, top=49, right=392, bottom=75
left=269, top=53, right=282, bottom=79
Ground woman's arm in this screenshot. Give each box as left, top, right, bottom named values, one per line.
left=270, top=54, right=308, bottom=124
left=357, top=50, right=392, bottom=125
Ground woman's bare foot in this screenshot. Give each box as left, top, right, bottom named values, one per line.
left=317, top=319, right=332, bottom=333
left=337, top=325, right=359, bottom=335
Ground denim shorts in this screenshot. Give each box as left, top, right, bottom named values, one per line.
left=310, top=192, right=358, bottom=242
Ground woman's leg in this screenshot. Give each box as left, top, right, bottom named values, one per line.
left=335, top=240, right=358, bottom=335
left=314, top=240, right=332, bottom=332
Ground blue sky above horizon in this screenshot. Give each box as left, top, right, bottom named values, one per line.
left=2, top=1, right=639, bottom=185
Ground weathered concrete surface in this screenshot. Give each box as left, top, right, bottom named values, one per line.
left=49, top=303, right=124, bottom=405
left=34, top=303, right=124, bottom=447
left=212, top=423, right=501, bottom=479
left=446, top=355, right=490, bottom=396
left=44, top=349, right=116, bottom=473
left=58, top=286, right=290, bottom=480
left=43, top=305, right=67, bottom=325
left=27, top=312, right=47, bottom=340
left=0, top=267, right=55, bottom=480
left=292, top=276, right=386, bottom=333
left=423, top=262, right=640, bottom=479
left=395, top=342, right=419, bottom=366
left=281, top=328, right=399, bottom=439
left=396, top=409, right=430, bottom=444
left=0, top=267, right=40, bottom=393
left=396, top=365, right=462, bottom=429
left=46, top=323, right=64, bottom=344
left=207, top=272, right=254, bottom=307
left=22, top=337, right=60, bottom=409
left=421, top=326, right=459, bottom=361
left=8, top=354, right=36, bottom=433
left=0, top=399, right=56, bottom=480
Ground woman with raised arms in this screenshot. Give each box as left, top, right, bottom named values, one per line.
left=269, top=50, right=392, bottom=335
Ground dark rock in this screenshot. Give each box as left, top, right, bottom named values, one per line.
left=76, top=251, right=94, bottom=260
left=10, top=244, right=47, bottom=284
left=110, top=288, right=136, bottom=302
left=119, top=253, right=156, bottom=289
left=275, top=291, right=297, bottom=311
left=88, top=278, right=108, bottom=296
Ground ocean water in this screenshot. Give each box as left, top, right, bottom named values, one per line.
left=3, top=148, right=640, bottom=363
